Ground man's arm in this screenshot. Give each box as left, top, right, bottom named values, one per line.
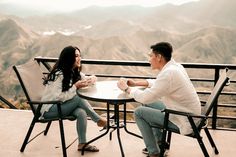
left=127, top=79, right=149, bottom=87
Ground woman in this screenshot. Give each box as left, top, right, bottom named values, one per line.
left=40, top=45, right=107, bottom=152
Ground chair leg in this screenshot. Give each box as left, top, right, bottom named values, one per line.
left=20, top=118, right=37, bottom=152
left=160, top=129, right=167, bottom=157
left=58, top=119, right=67, bottom=157
left=44, top=121, right=52, bottom=135
left=160, top=113, right=169, bottom=157
left=195, top=133, right=210, bottom=157
left=204, top=128, right=219, bottom=154
left=188, top=118, right=210, bottom=157
left=166, top=131, right=172, bottom=149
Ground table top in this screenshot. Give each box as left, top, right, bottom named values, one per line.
left=77, top=80, right=136, bottom=103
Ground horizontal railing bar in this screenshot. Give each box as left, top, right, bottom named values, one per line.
left=90, top=74, right=155, bottom=79
left=94, top=107, right=236, bottom=121
left=35, top=56, right=236, bottom=84
left=0, top=95, right=17, bottom=109
left=34, top=56, right=236, bottom=69
left=215, top=116, right=236, bottom=120
left=91, top=74, right=217, bottom=82
left=34, top=56, right=58, bottom=62
left=197, top=91, right=236, bottom=95
left=218, top=104, right=236, bottom=108
left=191, top=78, right=214, bottom=82
left=93, top=106, right=134, bottom=113
left=182, top=63, right=236, bottom=69
left=209, top=127, right=236, bottom=132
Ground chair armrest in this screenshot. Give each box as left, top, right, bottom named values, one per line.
left=28, top=100, right=63, bottom=105
left=28, top=100, right=65, bottom=119
left=162, top=108, right=206, bottom=119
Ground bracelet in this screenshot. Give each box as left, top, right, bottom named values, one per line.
left=124, top=87, right=129, bottom=93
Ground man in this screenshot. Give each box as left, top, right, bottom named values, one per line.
left=117, top=42, right=201, bottom=157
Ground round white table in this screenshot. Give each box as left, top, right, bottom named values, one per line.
left=77, top=80, right=142, bottom=157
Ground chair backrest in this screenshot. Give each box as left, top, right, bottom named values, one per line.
left=202, top=69, right=229, bottom=117
left=197, top=69, right=229, bottom=130
left=13, top=60, right=45, bottom=113
left=198, top=69, right=229, bottom=130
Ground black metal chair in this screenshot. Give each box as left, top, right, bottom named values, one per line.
left=154, top=68, right=230, bottom=157
left=13, top=60, right=76, bottom=157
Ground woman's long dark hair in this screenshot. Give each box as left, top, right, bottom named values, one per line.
left=44, top=46, right=82, bottom=92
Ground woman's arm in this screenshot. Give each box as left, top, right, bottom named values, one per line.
left=42, top=75, right=78, bottom=102
left=81, top=72, right=97, bottom=85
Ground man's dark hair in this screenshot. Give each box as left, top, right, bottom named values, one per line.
left=150, top=42, right=173, bottom=61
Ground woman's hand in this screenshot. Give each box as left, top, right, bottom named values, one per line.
left=86, top=75, right=97, bottom=85
left=74, top=80, right=89, bottom=89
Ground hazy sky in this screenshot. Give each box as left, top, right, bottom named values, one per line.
left=1, top=0, right=200, bottom=12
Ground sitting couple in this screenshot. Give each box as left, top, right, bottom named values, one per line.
left=117, top=42, right=201, bottom=157
left=40, top=41, right=201, bottom=156
left=40, top=46, right=107, bottom=152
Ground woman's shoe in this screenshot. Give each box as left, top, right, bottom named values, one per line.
left=97, top=118, right=107, bottom=127
left=78, top=144, right=99, bottom=152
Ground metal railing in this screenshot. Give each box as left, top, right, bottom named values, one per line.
left=0, top=95, right=17, bottom=109
left=33, top=56, right=236, bottom=131
left=1, top=56, right=235, bottom=131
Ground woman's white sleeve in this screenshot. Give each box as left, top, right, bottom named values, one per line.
left=55, top=76, right=77, bottom=101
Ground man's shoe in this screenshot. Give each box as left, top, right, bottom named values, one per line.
left=142, top=148, right=148, bottom=154
left=146, top=154, right=160, bottom=157
left=158, top=141, right=170, bottom=150
left=142, top=142, right=170, bottom=155
left=147, top=151, right=167, bottom=157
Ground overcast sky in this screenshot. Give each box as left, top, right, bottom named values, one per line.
left=1, top=0, right=200, bottom=12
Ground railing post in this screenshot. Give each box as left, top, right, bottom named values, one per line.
left=212, top=68, right=220, bottom=129
left=0, top=95, right=17, bottom=109
left=35, top=59, right=52, bottom=71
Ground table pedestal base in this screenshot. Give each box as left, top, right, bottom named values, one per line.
left=81, top=102, right=142, bottom=157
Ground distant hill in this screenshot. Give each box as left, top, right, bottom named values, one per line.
left=1, top=19, right=236, bottom=97
left=0, top=0, right=236, bottom=97
left=1, top=0, right=235, bottom=36
left=174, top=27, right=236, bottom=64
left=0, top=18, right=38, bottom=70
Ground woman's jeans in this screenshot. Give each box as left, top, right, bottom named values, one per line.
left=134, top=101, right=179, bottom=155
left=43, top=95, right=101, bottom=144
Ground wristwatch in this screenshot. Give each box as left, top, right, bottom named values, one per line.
left=124, top=87, right=130, bottom=93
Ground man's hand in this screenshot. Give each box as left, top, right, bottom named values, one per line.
left=127, top=79, right=136, bottom=86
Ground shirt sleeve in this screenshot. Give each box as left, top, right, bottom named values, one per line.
left=146, top=79, right=155, bottom=87
left=129, top=71, right=171, bottom=104
left=80, top=72, right=86, bottom=80
left=56, top=76, right=77, bottom=101
left=42, top=75, right=77, bottom=102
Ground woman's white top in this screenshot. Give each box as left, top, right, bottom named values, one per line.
left=40, top=71, right=86, bottom=117
left=130, top=59, right=201, bottom=135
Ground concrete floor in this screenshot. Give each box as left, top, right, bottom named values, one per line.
left=0, top=109, right=236, bottom=157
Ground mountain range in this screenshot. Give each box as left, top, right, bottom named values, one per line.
left=0, top=0, right=236, bottom=97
